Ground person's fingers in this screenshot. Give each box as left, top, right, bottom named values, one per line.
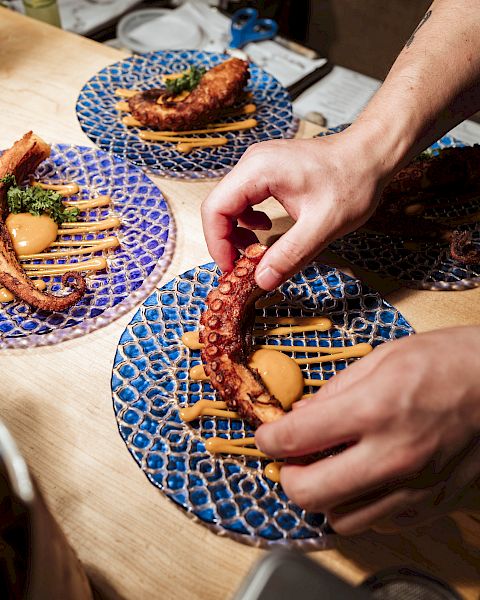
left=279, top=436, right=423, bottom=513
left=254, top=213, right=338, bottom=290
left=256, top=346, right=388, bottom=457
left=255, top=393, right=362, bottom=458
left=229, top=227, right=260, bottom=250
left=314, top=342, right=387, bottom=402
left=201, top=158, right=271, bottom=271
left=381, top=440, right=480, bottom=529
left=326, top=487, right=430, bottom=535
left=237, top=206, right=272, bottom=231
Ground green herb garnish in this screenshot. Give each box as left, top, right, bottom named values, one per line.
left=164, top=66, right=206, bottom=96
left=413, top=148, right=437, bottom=162
left=0, top=175, right=78, bottom=225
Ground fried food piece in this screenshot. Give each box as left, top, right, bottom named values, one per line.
left=129, top=58, right=249, bottom=131
left=0, top=132, right=86, bottom=310
left=382, top=145, right=480, bottom=203
left=0, top=132, right=51, bottom=221
left=450, top=230, right=480, bottom=264
left=200, top=244, right=285, bottom=428
left=364, top=146, right=480, bottom=264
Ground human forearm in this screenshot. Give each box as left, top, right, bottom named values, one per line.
left=351, top=0, right=480, bottom=178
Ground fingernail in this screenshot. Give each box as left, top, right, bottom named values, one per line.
left=256, top=265, right=280, bottom=290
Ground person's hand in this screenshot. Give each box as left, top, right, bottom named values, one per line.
left=255, top=326, right=480, bottom=534
left=201, top=127, right=395, bottom=290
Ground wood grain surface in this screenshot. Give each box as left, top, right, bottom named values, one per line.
left=0, top=9, right=479, bottom=600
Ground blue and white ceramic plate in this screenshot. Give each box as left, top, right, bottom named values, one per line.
left=76, top=50, right=298, bottom=179
left=111, top=261, right=414, bottom=548
left=317, top=125, right=480, bottom=290
left=0, top=144, right=174, bottom=349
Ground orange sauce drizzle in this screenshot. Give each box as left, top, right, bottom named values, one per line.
left=31, top=180, right=80, bottom=197
left=180, top=313, right=374, bottom=469
left=63, top=195, right=112, bottom=210
left=20, top=237, right=120, bottom=260
left=253, top=316, right=332, bottom=337
left=264, top=462, right=282, bottom=483
left=58, top=216, right=121, bottom=235
left=181, top=330, right=202, bottom=350
left=23, top=256, right=107, bottom=276
left=115, top=101, right=130, bottom=112
left=205, top=436, right=267, bottom=458
left=115, top=88, right=139, bottom=98
left=1, top=184, right=121, bottom=302
left=180, top=400, right=239, bottom=422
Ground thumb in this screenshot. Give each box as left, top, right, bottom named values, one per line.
left=255, top=218, right=327, bottom=290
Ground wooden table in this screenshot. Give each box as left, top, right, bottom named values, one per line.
left=1, top=9, right=479, bottom=600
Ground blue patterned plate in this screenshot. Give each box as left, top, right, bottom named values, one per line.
left=76, top=50, right=298, bottom=179
left=317, top=125, right=480, bottom=290
left=111, top=262, right=414, bottom=548
left=0, top=144, right=174, bottom=349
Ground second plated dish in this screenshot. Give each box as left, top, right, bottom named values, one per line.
left=76, top=50, right=298, bottom=179
left=0, top=144, right=174, bottom=349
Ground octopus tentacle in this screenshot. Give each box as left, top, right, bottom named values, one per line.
left=128, top=58, right=249, bottom=131
left=0, top=132, right=87, bottom=310
left=364, top=146, right=480, bottom=264
left=200, top=244, right=285, bottom=427
left=450, top=230, right=480, bottom=265
left=382, top=145, right=480, bottom=203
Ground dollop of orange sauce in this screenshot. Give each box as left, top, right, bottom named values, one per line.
left=6, top=213, right=58, bottom=255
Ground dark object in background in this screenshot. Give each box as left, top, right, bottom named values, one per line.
left=233, top=550, right=463, bottom=600
left=0, top=422, right=92, bottom=600
left=0, top=469, right=29, bottom=598
left=306, top=0, right=432, bottom=80
left=233, top=550, right=372, bottom=600
left=222, top=0, right=310, bottom=44
left=362, top=567, right=463, bottom=600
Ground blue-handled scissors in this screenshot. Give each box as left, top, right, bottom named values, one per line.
left=229, top=7, right=279, bottom=50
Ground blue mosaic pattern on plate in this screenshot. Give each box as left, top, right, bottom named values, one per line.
left=112, top=262, right=414, bottom=548
left=317, top=125, right=480, bottom=290
left=76, top=50, right=298, bottom=179
left=0, top=144, right=174, bottom=349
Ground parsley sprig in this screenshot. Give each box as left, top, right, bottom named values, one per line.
left=164, top=66, right=206, bottom=96
left=0, top=175, right=79, bottom=225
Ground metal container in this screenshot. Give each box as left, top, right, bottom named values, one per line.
left=0, top=420, right=92, bottom=599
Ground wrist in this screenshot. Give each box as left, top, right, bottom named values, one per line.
left=345, top=113, right=417, bottom=185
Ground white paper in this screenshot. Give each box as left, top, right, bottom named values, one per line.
left=293, top=66, right=381, bottom=126
left=243, top=40, right=326, bottom=88
left=449, top=120, right=480, bottom=145
left=294, top=65, right=480, bottom=144
left=127, top=4, right=205, bottom=50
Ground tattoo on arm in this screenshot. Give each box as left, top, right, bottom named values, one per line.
left=405, top=9, right=432, bottom=48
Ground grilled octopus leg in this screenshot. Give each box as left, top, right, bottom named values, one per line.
left=200, top=244, right=285, bottom=427
left=129, top=58, right=249, bottom=131
left=0, top=132, right=86, bottom=310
